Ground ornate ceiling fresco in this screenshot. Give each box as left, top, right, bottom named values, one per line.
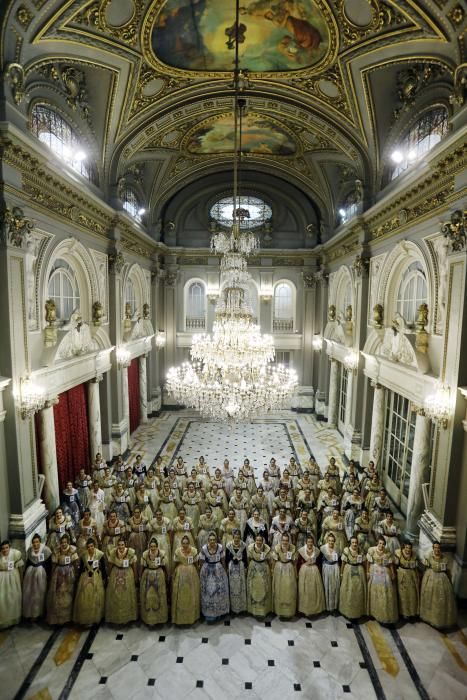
left=1, top=0, right=465, bottom=241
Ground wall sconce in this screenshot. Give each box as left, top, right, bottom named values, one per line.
left=155, top=331, right=166, bottom=349
left=424, top=383, right=453, bottom=429
left=116, top=346, right=131, bottom=367
left=312, top=335, right=323, bottom=351
left=260, top=293, right=272, bottom=302
left=17, top=375, right=46, bottom=419
left=343, top=350, right=359, bottom=373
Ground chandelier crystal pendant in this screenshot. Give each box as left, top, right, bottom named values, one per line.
left=165, top=0, right=298, bottom=421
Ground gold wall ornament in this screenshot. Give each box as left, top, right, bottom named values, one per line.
left=373, top=303, right=384, bottom=329
left=392, top=63, right=449, bottom=120
left=352, top=254, right=369, bottom=277
left=0, top=205, right=34, bottom=248
left=73, top=0, right=145, bottom=46
left=44, top=298, right=58, bottom=347
left=448, top=4, right=465, bottom=26
left=303, top=273, right=318, bottom=288
left=449, top=64, right=467, bottom=107
left=328, top=304, right=336, bottom=321
left=92, top=300, right=104, bottom=326
left=16, top=5, right=33, bottom=29
left=415, top=302, right=429, bottom=354
left=45, top=298, right=57, bottom=326
left=124, top=302, right=132, bottom=320
left=441, top=209, right=466, bottom=252
left=5, top=63, right=26, bottom=105
left=109, top=251, right=125, bottom=273
left=345, top=305, right=353, bottom=323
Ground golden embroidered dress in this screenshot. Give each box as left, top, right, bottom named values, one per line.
left=127, top=516, right=149, bottom=562
left=205, top=491, right=228, bottom=524
left=225, top=542, right=247, bottom=613
left=73, top=549, right=106, bottom=625
left=320, top=515, right=348, bottom=554
left=102, top=519, right=127, bottom=555
left=297, top=545, right=325, bottom=616
left=182, top=491, right=203, bottom=531
left=272, top=544, right=297, bottom=618
left=140, top=549, right=168, bottom=625
left=420, top=554, right=456, bottom=628
left=172, top=515, right=196, bottom=550
left=105, top=547, right=138, bottom=624
left=229, top=494, right=250, bottom=538
left=320, top=544, right=340, bottom=611
left=148, top=516, right=172, bottom=574
left=76, top=517, right=98, bottom=555
left=199, top=544, right=229, bottom=621
left=197, top=513, right=219, bottom=550
left=46, top=514, right=74, bottom=550
left=22, top=544, right=52, bottom=619
left=247, top=543, right=272, bottom=617
left=366, top=546, right=398, bottom=623
left=171, top=546, right=200, bottom=625
left=220, top=515, right=240, bottom=547
left=46, top=545, right=79, bottom=625
left=395, top=549, right=419, bottom=618
left=354, top=515, right=372, bottom=553
left=250, top=493, right=271, bottom=527
left=339, top=546, right=367, bottom=619
left=295, top=515, right=318, bottom=548
left=158, top=491, right=179, bottom=521
left=0, top=548, right=24, bottom=628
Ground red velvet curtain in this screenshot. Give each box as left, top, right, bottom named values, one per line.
left=128, top=357, right=140, bottom=434
left=53, top=384, right=90, bottom=489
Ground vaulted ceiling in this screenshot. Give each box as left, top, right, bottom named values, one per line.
left=1, top=0, right=465, bottom=242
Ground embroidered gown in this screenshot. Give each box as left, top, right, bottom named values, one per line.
left=420, top=554, right=456, bottom=628
left=148, top=517, right=173, bottom=575
left=197, top=513, right=219, bottom=550
left=339, top=546, right=367, bottom=619
left=272, top=544, right=297, bottom=618
left=395, top=549, right=419, bottom=618
left=105, top=547, right=138, bottom=624
left=140, top=549, right=168, bottom=625
left=73, top=549, right=106, bottom=625
left=22, top=544, right=52, bottom=619
left=172, top=516, right=196, bottom=550
left=366, top=547, right=398, bottom=624
left=297, top=545, right=325, bottom=616
left=0, top=548, right=24, bottom=628
left=171, top=546, right=200, bottom=625
left=247, top=543, right=272, bottom=617
left=199, top=544, right=229, bottom=620
left=220, top=516, right=240, bottom=547
left=225, top=542, right=248, bottom=613
left=320, top=544, right=340, bottom=611
left=46, top=545, right=79, bottom=625
left=244, top=518, right=269, bottom=547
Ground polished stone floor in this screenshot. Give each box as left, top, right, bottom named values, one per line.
left=2, top=411, right=466, bottom=700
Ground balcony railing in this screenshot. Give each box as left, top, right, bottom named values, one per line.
left=273, top=318, right=294, bottom=332
left=186, top=316, right=206, bottom=330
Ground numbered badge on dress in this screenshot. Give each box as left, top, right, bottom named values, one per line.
left=83, top=480, right=88, bottom=487
left=161, top=526, right=167, bottom=535
left=286, top=551, right=292, bottom=560
left=93, top=560, right=99, bottom=569
left=187, top=556, right=194, bottom=565
left=260, top=552, right=265, bottom=560
left=144, top=495, right=148, bottom=503
left=154, top=557, right=161, bottom=566
left=123, top=559, right=129, bottom=568
left=184, top=522, right=190, bottom=530
left=59, top=526, right=65, bottom=533
left=139, top=524, right=145, bottom=532
left=169, top=495, right=173, bottom=502
left=70, top=495, right=75, bottom=502
left=332, top=552, right=338, bottom=562
left=38, top=553, right=45, bottom=562
left=64, top=556, right=71, bottom=565
left=440, top=563, right=447, bottom=571
left=7, top=561, right=14, bottom=571
left=114, top=527, right=120, bottom=534
left=356, top=555, right=363, bottom=563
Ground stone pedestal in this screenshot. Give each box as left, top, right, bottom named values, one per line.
left=87, top=375, right=103, bottom=460
left=327, top=359, right=339, bottom=428
left=369, top=382, right=385, bottom=471
left=406, top=410, right=432, bottom=539
left=139, top=355, right=148, bottom=423
left=38, top=401, right=60, bottom=512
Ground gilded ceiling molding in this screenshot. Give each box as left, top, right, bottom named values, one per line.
left=4, top=63, right=26, bottom=105
left=335, top=0, right=406, bottom=48
left=72, top=0, right=146, bottom=46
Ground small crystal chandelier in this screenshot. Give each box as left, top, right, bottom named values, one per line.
left=424, top=383, right=452, bottom=429
left=17, top=375, right=46, bottom=419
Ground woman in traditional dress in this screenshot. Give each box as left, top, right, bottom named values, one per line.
left=342, top=489, right=364, bottom=541
left=211, top=468, right=226, bottom=495
left=0, top=540, right=24, bottom=628
left=297, top=535, right=325, bottom=617
left=132, top=454, right=147, bottom=483
left=363, top=473, right=380, bottom=512
left=174, top=456, right=187, bottom=490
left=395, top=541, right=419, bottom=619
left=140, top=538, right=168, bottom=626
left=105, top=537, right=138, bottom=624
left=225, top=530, right=247, bottom=614
left=222, top=459, right=235, bottom=499
left=318, top=486, right=340, bottom=517
left=420, top=541, right=457, bottom=629
left=244, top=508, right=268, bottom=547
left=46, top=533, right=79, bottom=625
left=61, top=480, right=82, bottom=532
left=101, top=468, right=117, bottom=509
left=354, top=508, right=372, bottom=553
left=250, top=485, right=271, bottom=527
left=88, top=480, right=105, bottom=536
left=198, top=505, right=218, bottom=550
left=205, top=484, right=228, bottom=525
left=172, top=535, right=200, bottom=625
left=339, top=535, right=367, bottom=620
left=172, top=508, right=196, bottom=550
left=268, top=458, right=281, bottom=490
left=132, top=483, right=153, bottom=522
left=272, top=487, right=294, bottom=518
left=294, top=469, right=314, bottom=500
left=22, top=534, right=51, bottom=620
left=73, top=538, right=106, bottom=626
left=229, top=487, right=250, bottom=538
left=75, top=468, right=92, bottom=509
left=241, top=459, right=257, bottom=495
left=199, top=532, right=229, bottom=622
left=320, top=533, right=340, bottom=612
left=279, top=469, right=294, bottom=497
left=366, top=536, right=398, bottom=624
left=220, top=508, right=240, bottom=548
left=182, top=482, right=203, bottom=531
left=295, top=509, right=317, bottom=548
left=326, top=457, right=341, bottom=495
left=233, top=471, right=250, bottom=498
left=76, top=509, right=99, bottom=555
left=261, top=470, right=276, bottom=515
left=320, top=508, right=347, bottom=554
left=286, top=456, right=302, bottom=487
left=127, top=506, right=149, bottom=563
left=148, top=508, right=173, bottom=575
left=296, top=487, right=317, bottom=520
left=46, top=506, right=74, bottom=550
left=272, top=532, right=297, bottom=619
left=158, top=480, right=179, bottom=521
left=143, top=468, right=160, bottom=508
left=110, top=481, right=132, bottom=522
left=376, top=511, right=401, bottom=555
left=102, top=510, right=127, bottom=555
left=195, top=456, right=211, bottom=491
left=270, top=506, right=294, bottom=548
left=247, top=534, right=272, bottom=618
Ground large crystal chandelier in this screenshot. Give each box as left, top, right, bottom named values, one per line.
left=166, top=0, right=298, bottom=421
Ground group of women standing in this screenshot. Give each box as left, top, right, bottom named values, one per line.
left=0, top=452, right=457, bottom=630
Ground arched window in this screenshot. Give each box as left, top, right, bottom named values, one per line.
left=397, top=261, right=427, bottom=326
left=30, top=104, right=93, bottom=181
left=273, top=282, right=294, bottom=332
left=186, top=281, right=206, bottom=330
left=122, top=187, right=144, bottom=223
left=48, top=259, right=80, bottom=322
left=391, top=107, right=448, bottom=179
left=125, top=279, right=137, bottom=317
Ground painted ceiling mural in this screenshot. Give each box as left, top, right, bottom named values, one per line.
left=151, top=0, right=331, bottom=72
left=0, top=0, right=464, bottom=238
left=185, top=113, right=297, bottom=155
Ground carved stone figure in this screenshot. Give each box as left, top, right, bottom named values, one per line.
left=328, top=304, right=336, bottom=321
left=143, top=303, right=150, bottom=319
left=345, top=305, right=353, bottom=323
left=45, top=299, right=57, bottom=326
left=109, top=251, right=125, bottom=273
left=0, top=206, right=34, bottom=248
left=124, top=302, right=133, bottom=320
left=373, top=303, right=384, bottom=329
left=92, top=300, right=103, bottom=326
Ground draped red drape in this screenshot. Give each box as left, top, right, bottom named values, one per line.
left=128, top=357, right=140, bottom=434
left=53, top=384, right=90, bottom=489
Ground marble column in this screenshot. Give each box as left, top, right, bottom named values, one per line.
left=87, top=375, right=103, bottom=460
left=139, top=354, right=148, bottom=424
left=38, top=400, right=60, bottom=512
left=327, top=359, right=339, bottom=428
left=406, top=409, right=432, bottom=539
left=369, top=382, right=385, bottom=471
left=122, top=365, right=130, bottom=433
